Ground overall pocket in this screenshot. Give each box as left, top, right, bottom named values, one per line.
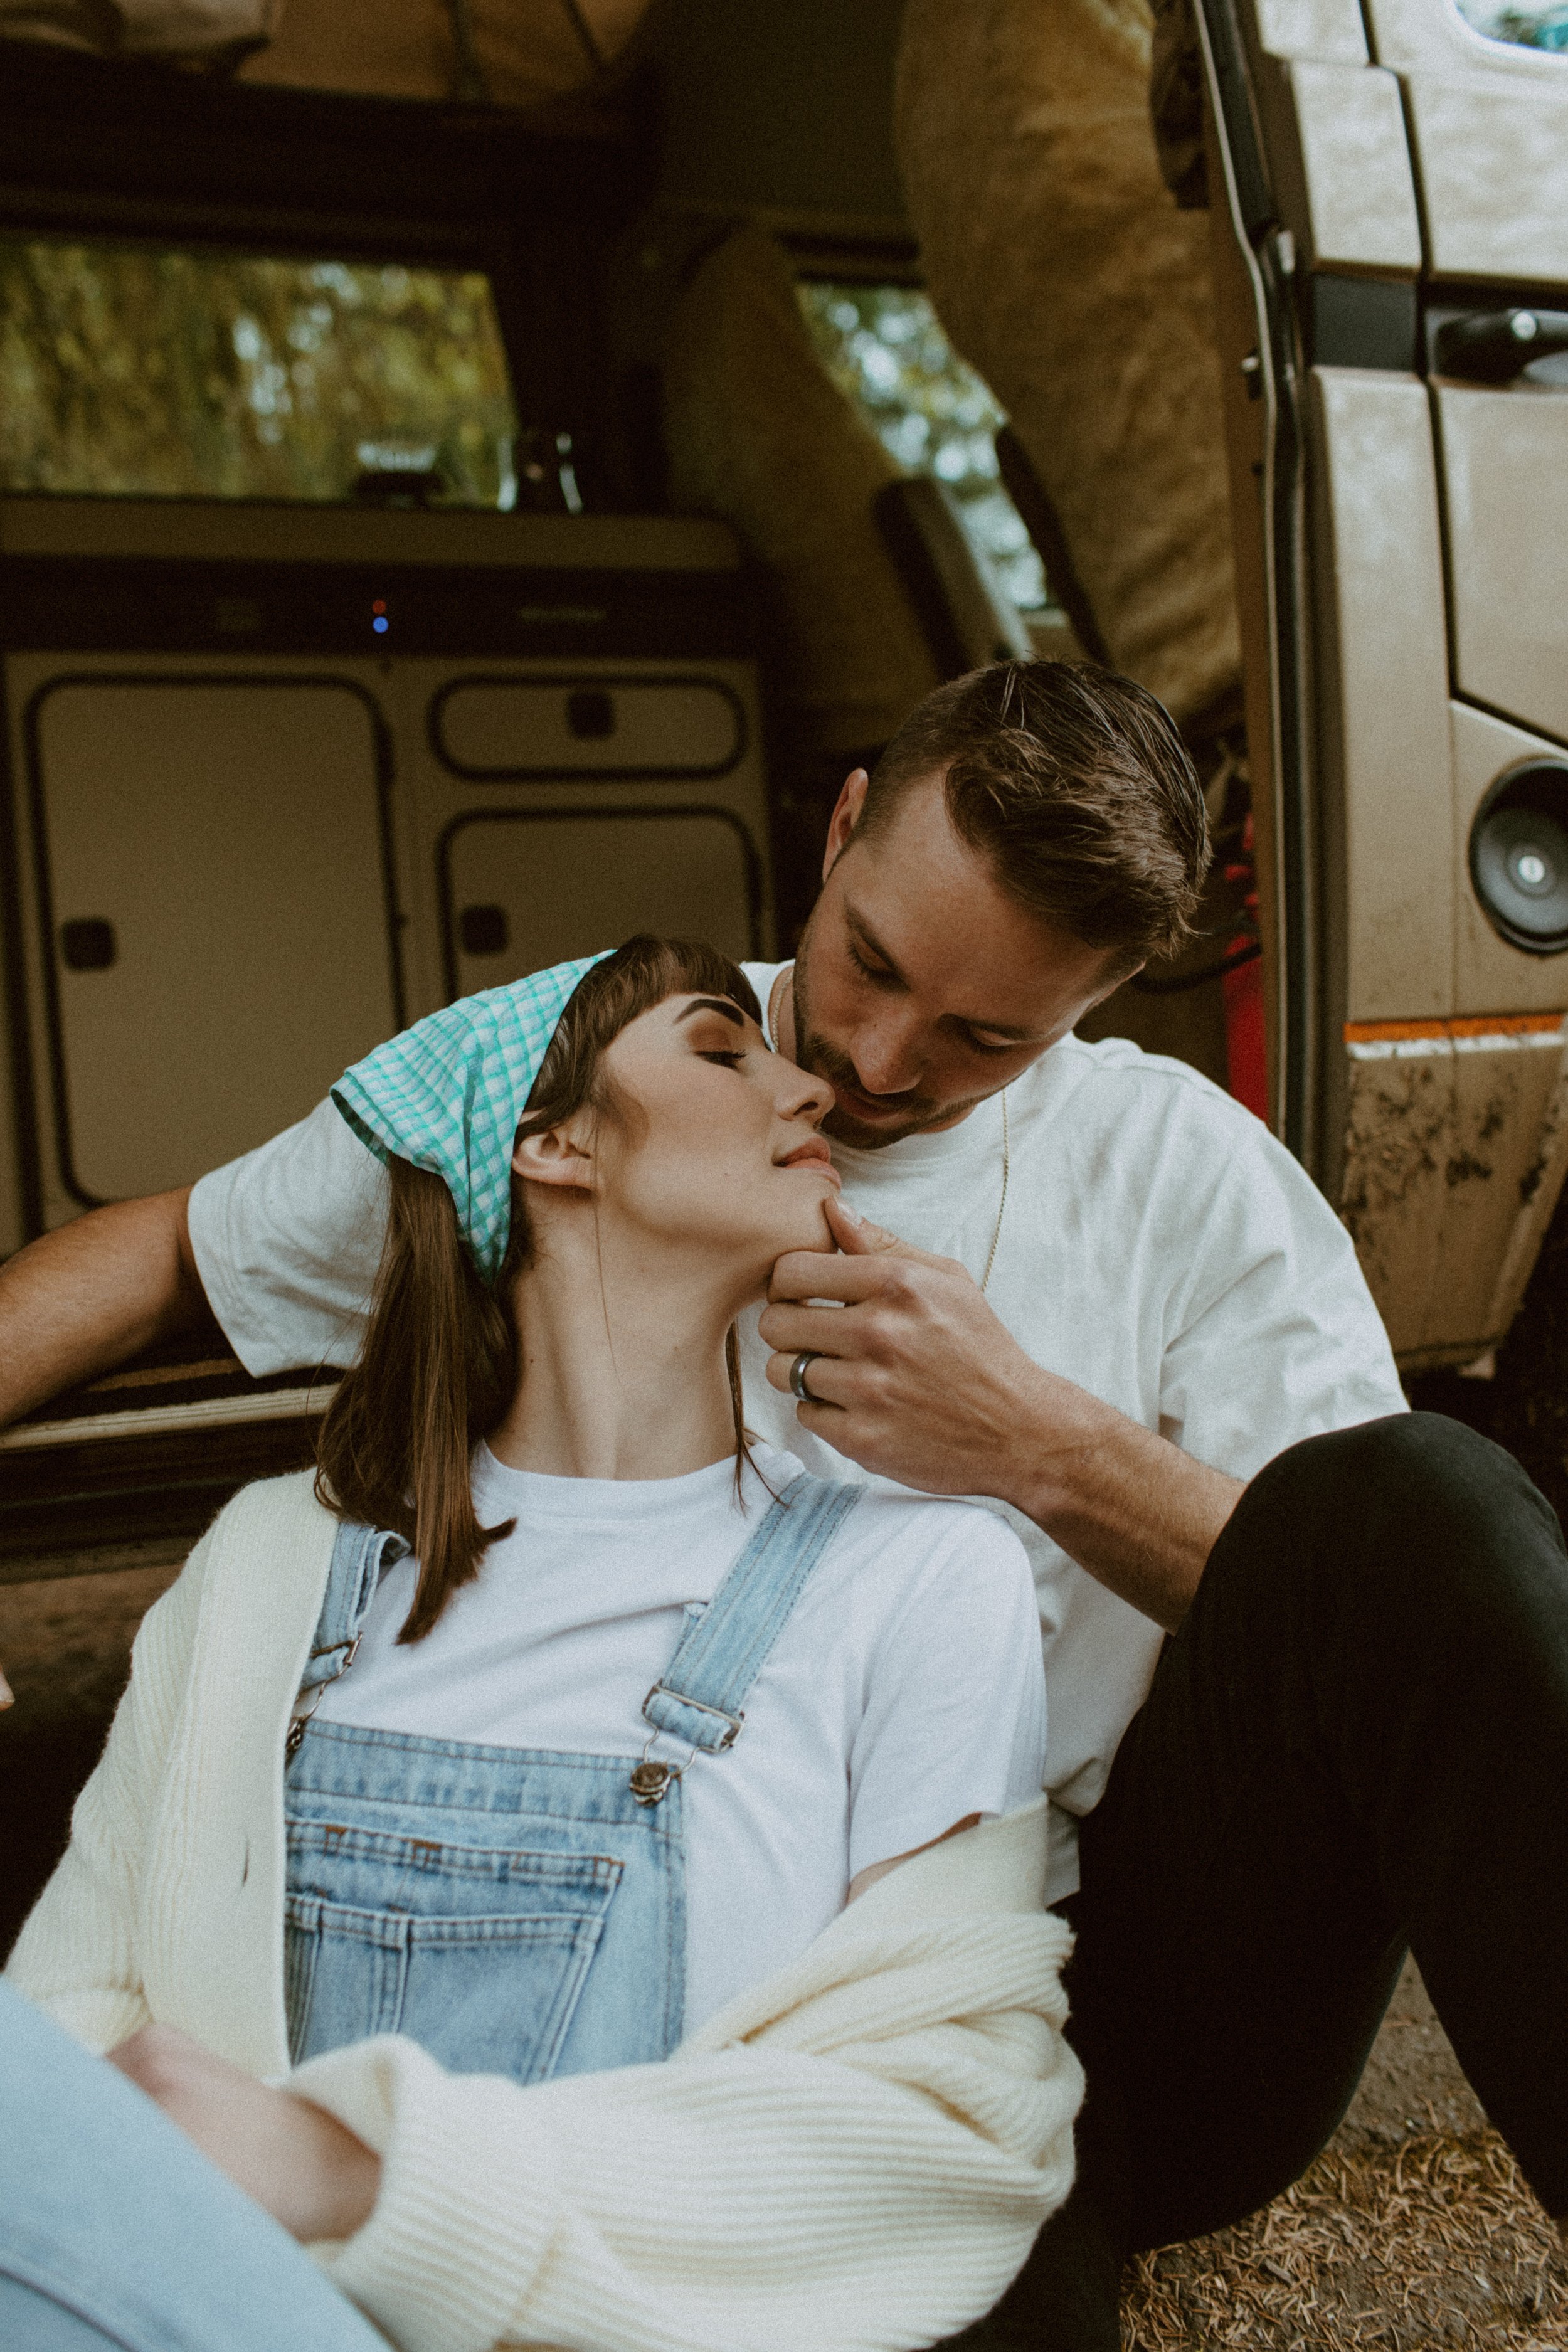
left=284, top=1820, right=623, bottom=2085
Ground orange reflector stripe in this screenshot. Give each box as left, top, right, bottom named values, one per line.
left=1344, top=1013, right=1564, bottom=1043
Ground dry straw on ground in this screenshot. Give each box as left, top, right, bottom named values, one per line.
left=1123, top=2125, right=1564, bottom=2349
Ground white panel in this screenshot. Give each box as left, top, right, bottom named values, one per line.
left=35, top=679, right=398, bottom=1200
left=1252, top=0, right=1368, bottom=61
left=1310, top=370, right=1454, bottom=1019
left=1290, top=63, right=1422, bottom=270
left=446, top=811, right=755, bottom=994
left=1405, top=77, right=1568, bottom=283
left=436, top=677, right=743, bottom=778
left=1437, top=385, right=1568, bottom=747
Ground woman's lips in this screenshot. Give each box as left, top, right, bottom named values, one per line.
left=778, top=1141, right=841, bottom=1187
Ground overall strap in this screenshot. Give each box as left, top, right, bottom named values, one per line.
left=296, top=1520, right=411, bottom=1701
left=642, top=1473, right=862, bottom=1755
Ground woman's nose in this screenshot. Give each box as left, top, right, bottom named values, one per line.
left=779, top=1062, right=835, bottom=1125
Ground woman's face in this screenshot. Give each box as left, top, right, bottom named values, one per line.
left=572, top=991, right=840, bottom=1286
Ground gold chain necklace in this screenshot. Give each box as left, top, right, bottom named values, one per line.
left=769, top=970, right=1010, bottom=1294
left=980, top=1087, right=1010, bottom=1294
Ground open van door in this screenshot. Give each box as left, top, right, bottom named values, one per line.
left=1199, top=0, right=1568, bottom=1367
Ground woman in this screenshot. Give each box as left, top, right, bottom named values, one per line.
left=6, top=938, right=1079, bottom=2352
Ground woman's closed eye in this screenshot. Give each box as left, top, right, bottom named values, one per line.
left=697, top=1047, right=746, bottom=1069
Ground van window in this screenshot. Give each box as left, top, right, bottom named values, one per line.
left=796, top=280, right=1056, bottom=617
left=1452, top=0, right=1568, bottom=50
left=0, top=241, right=520, bottom=506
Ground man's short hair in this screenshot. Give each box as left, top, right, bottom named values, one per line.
left=857, top=660, right=1209, bottom=965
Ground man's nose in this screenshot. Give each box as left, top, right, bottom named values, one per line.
left=850, top=1015, right=923, bottom=1097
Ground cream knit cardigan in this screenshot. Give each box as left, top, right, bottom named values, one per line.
left=8, top=1471, right=1083, bottom=2352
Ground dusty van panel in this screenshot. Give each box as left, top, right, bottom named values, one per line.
left=1203, top=0, right=1568, bottom=1365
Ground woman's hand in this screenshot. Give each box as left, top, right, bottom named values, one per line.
left=108, top=2022, right=381, bottom=2244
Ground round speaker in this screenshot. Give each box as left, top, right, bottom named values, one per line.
left=1468, top=760, right=1568, bottom=955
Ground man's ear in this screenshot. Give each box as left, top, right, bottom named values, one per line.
left=821, top=768, right=871, bottom=881
left=512, top=1118, right=596, bottom=1193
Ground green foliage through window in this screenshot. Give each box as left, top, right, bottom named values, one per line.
left=795, top=280, right=1055, bottom=616
left=1453, top=0, right=1568, bottom=48
left=0, top=240, right=520, bottom=506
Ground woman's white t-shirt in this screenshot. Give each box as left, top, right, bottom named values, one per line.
left=313, top=1441, right=1047, bottom=2034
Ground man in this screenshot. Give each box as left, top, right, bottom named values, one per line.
left=3, top=659, right=1565, bottom=2342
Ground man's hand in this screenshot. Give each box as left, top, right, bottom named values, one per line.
left=109, top=2022, right=380, bottom=2245
left=760, top=1195, right=1241, bottom=1631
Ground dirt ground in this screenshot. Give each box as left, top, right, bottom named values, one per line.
left=4, top=1534, right=1561, bottom=2349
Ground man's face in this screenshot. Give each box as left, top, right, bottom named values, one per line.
left=790, top=769, right=1130, bottom=1150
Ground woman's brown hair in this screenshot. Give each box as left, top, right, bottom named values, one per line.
left=315, top=936, right=763, bottom=1643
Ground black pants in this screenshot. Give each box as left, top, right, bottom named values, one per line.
left=950, top=1412, right=1568, bottom=2351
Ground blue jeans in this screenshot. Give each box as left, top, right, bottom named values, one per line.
left=0, top=1981, right=386, bottom=2351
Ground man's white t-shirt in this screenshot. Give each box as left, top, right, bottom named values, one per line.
left=311, top=1441, right=1046, bottom=2033
left=189, top=958, right=1407, bottom=1902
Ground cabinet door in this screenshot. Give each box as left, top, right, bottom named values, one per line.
left=441, top=808, right=760, bottom=999
left=31, top=675, right=401, bottom=1202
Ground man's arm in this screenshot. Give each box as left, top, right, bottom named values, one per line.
left=0, top=1188, right=213, bottom=1428
left=759, top=1196, right=1240, bottom=1634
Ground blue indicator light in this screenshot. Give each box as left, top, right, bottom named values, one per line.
left=372, top=615, right=389, bottom=634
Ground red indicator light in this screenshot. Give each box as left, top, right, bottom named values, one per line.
left=371, top=599, right=387, bottom=615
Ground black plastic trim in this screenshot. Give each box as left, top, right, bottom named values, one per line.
left=0, top=659, right=43, bottom=1239
left=428, top=671, right=748, bottom=783
left=23, top=669, right=405, bottom=1211
left=1301, top=274, right=1418, bottom=373
left=435, top=802, right=765, bottom=1003
left=0, top=554, right=751, bottom=663
left=1197, top=0, right=1314, bottom=1167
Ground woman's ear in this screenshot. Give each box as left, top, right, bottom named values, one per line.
left=512, top=1117, right=596, bottom=1194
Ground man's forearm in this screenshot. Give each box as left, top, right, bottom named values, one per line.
left=1001, top=1367, right=1242, bottom=1632
left=0, top=1187, right=209, bottom=1426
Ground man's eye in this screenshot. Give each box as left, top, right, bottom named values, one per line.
left=847, top=940, right=896, bottom=987
left=963, top=1032, right=1015, bottom=1057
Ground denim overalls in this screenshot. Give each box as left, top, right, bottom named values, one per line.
left=282, top=1472, right=861, bottom=2085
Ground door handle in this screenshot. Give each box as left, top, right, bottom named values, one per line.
left=1434, top=308, right=1568, bottom=385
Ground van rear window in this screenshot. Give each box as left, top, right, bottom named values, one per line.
left=796, top=279, right=1056, bottom=618
left=0, top=241, right=520, bottom=507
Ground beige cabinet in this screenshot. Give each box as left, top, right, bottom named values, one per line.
left=443, top=807, right=759, bottom=999
left=24, top=672, right=401, bottom=1204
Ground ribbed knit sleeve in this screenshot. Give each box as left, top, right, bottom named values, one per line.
left=6, top=1527, right=215, bottom=2050
left=292, top=1817, right=1081, bottom=2352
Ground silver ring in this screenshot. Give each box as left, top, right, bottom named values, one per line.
left=789, top=1350, right=823, bottom=1403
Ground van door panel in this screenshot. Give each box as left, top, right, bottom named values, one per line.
left=1437, top=386, right=1568, bottom=747
left=1308, top=368, right=1453, bottom=1025
left=1212, top=0, right=1568, bottom=1364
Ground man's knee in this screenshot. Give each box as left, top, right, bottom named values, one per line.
left=1235, top=1411, right=1568, bottom=1636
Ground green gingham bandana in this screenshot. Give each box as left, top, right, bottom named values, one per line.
left=331, top=951, right=613, bottom=1283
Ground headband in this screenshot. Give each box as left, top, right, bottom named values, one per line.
left=331, top=951, right=613, bottom=1282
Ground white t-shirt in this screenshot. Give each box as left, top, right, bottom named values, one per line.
left=311, top=1442, right=1046, bottom=2033
left=189, top=958, right=1407, bottom=1901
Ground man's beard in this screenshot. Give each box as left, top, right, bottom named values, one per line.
left=789, top=953, right=993, bottom=1151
